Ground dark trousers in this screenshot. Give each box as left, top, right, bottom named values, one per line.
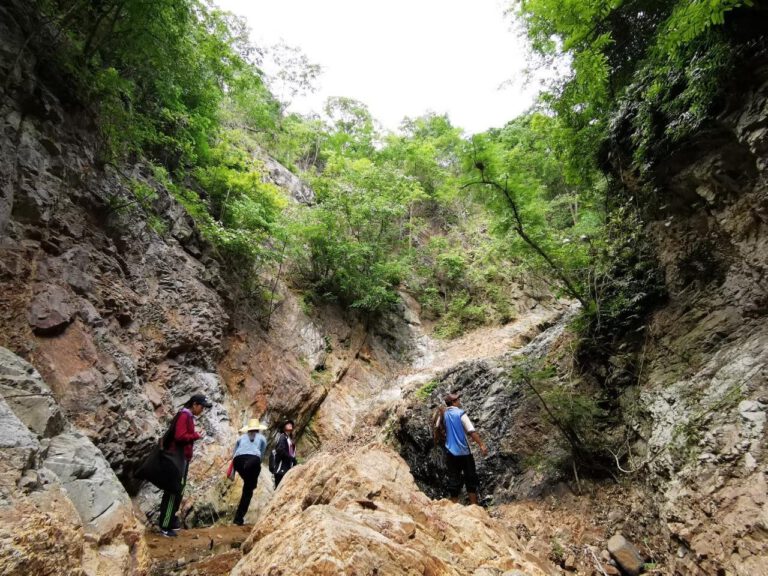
left=445, top=451, right=478, bottom=497
left=159, top=460, right=188, bottom=529
left=233, top=454, right=261, bottom=523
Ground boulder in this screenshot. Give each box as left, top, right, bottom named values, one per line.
left=607, top=534, right=644, bottom=576
left=232, top=444, right=548, bottom=576
left=27, top=283, right=74, bottom=335
left=0, top=346, right=65, bottom=438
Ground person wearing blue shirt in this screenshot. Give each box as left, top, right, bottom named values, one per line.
left=438, top=392, right=488, bottom=505
left=232, top=419, right=267, bottom=525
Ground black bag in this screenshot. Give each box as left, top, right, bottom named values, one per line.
left=135, top=444, right=185, bottom=493
left=136, top=411, right=185, bottom=492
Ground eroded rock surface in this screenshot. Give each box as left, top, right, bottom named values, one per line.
left=0, top=347, right=149, bottom=576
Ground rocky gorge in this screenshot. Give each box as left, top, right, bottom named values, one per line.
left=2, top=2, right=768, bottom=576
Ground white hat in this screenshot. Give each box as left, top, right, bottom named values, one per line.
left=239, top=418, right=266, bottom=433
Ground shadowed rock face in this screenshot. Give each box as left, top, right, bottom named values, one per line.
left=232, top=443, right=549, bottom=576
left=395, top=310, right=576, bottom=503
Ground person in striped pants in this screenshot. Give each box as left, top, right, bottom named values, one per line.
left=158, top=394, right=211, bottom=536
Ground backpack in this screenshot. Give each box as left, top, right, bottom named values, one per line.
left=432, top=405, right=447, bottom=448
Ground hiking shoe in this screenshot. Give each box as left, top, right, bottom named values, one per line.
left=233, top=518, right=244, bottom=526
left=160, top=529, right=178, bottom=538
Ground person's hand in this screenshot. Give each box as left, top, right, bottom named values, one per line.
left=480, top=444, right=488, bottom=457
left=197, top=429, right=207, bottom=440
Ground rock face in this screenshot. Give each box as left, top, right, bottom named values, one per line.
left=0, top=0, right=305, bottom=528
left=232, top=443, right=548, bottom=576
left=605, top=55, right=768, bottom=575
left=259, top=153, right=315, bottom=205
left=0, top=347, right=149, bottom=576
left=0, top=0, right=423, bottom=535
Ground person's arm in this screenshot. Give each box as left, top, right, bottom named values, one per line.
left=175, top=411, right=202, bottom=443
left=468, top=431, right=488, bottom=456
left=232, top=437, right=240, bottom=458
left=461, top=414, right=488, bottom=456
left=258, top=435, right=267, bottom=458
left=433, top=407, right=446, bottom=447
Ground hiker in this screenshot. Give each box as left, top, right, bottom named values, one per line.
left=273, top=419, right=297, bottom=488
left=436, top=392, right=488, bottom=505
left=232, top=419, right=267, bottom=526
left=157, top=393, right=211, bottom=537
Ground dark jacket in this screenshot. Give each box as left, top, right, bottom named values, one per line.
left=167, top=408, right=201, bottom=461
left=274, top=433, right=297, bottom=474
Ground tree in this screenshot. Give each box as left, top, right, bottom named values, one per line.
left=288, top=155, right=425, bottom=313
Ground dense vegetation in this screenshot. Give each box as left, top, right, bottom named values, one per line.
left=16, top=0, right=765, bottom=481
left=25, top=0, right=765, bottom=346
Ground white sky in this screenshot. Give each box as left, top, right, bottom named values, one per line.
left=214, top=0, right=538, bottom=135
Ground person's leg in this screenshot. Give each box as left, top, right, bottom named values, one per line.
left=462, top=454, right=480, bottom=505
left=234, top=456, right=260, bottom=524
left=158, top=489, right=177, bottom=530
left=163, top=460, right=189, bottom=529
left=445, top=452, right=462, bottom=503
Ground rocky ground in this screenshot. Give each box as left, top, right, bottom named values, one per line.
left=145, top=525, right=250, bottom=576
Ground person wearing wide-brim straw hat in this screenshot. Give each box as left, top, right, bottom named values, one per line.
left=231, top=418, right=267, bottom=525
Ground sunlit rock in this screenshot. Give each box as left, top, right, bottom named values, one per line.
left=232, top=443, right=548, bottom=576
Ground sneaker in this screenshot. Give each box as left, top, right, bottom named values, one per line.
left=160, top=529, right=178, bottom=538
left=233, top=518, right=244, bottom=526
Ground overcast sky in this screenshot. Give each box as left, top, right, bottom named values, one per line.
left=214, top=0, right=538, bottom=135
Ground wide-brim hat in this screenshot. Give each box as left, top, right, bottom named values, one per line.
left=239, top=418, right=266, bottom=433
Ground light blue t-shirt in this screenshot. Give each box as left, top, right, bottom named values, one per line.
left=444, top=406, right=472, bottom=456
left=233, top=432, right=267, bottom=459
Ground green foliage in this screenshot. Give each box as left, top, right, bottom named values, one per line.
left=287, top=155, right=424, bottom=313
left=434, top=294, right=488, bottom=339
left=572, top=200, right=666, bottom=372
left=322, top=97, right=378, bottom=159
left=509, top=361, right=610, bottom=470
left=415, top=379, right=439, bottom=401
left=381, top=113, right=464, bottom=198
left=39, top=0, right=280, bottom=167
left=465, top=114, right=604, bottom=307
left=512, top=0, right=758, bottom=171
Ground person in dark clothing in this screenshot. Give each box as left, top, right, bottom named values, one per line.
left=437, top=392, right=487, bottom=505
left=232, top=419, right=267, bottom=526
left=158, top=393, right=211, bottom=537
left=273, top=419, right=297, bottom=488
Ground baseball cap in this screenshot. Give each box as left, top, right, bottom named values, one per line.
left=444, top=393, right=460, bottom=406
